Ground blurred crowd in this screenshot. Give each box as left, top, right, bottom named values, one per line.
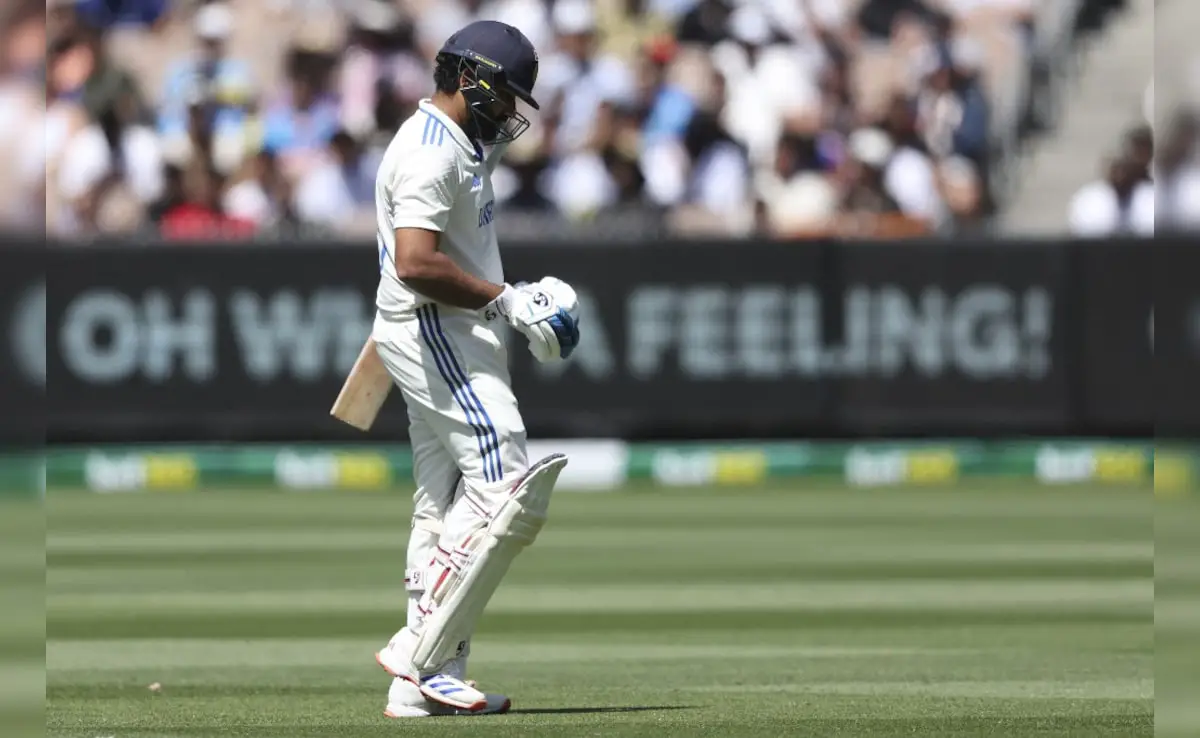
left=7, top=0, right=1044, bottom=242
left=1068, top=81, right=1200, bottom=237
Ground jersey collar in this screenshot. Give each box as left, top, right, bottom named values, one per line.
left=417, top=99, right=483, bottom=162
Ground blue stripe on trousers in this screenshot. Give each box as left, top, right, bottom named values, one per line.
left=415, top=306, right=498, bottom=482
left=427, top=305, right=503, bottom=483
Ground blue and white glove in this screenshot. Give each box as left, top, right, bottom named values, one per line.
left=483, top=277, right=580, bottom=362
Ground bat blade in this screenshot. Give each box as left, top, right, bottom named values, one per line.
left=330, top=339, right=392, bottom=431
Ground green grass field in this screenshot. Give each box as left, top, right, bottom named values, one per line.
left=1157, top=491, right=1200, bottom=738
left=1, top=500, right=44, bottom=738
left=46, top=483, right=1153, bottom=737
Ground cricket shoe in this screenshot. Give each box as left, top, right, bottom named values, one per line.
left=383, top=677, right=511, bottom=718
left=375, top=631, right=487, bottom=712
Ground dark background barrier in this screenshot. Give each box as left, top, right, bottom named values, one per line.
left=0, top=245, right=44, bottom=447
left=4, top=236, right=1192, bottom=444
left=1154, top=239, right=1200, bottom=435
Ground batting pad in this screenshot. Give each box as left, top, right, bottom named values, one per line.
left=410, top=453, right=568, bottom=672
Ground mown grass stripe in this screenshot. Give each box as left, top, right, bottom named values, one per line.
left=45, top=526, right=1152, bottom=554
left=46, top=486, right=1149, bottom=526
left=47, top=579, right=1151, bottom=616
left=46, top=560, right=1153, bottom=594
left=44, top=484, right=1155, bottom=738
left=46, top=540, right=1153, bottom=569
left=46, top=608, right=1150, bottom=641
left=683, top=679, right=1153, bottom=700
left=47, top=639, right=980, bottom=671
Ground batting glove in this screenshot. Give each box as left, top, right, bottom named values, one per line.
left=482, top=278, right=580, bottom=362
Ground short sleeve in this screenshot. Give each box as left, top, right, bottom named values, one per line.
left=388, top=147, right=459, bottom=232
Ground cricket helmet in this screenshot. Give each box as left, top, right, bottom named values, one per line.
left=436, top=20, right=540, bottom=145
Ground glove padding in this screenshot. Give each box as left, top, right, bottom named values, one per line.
left=483, top=278, right=580, bottom=362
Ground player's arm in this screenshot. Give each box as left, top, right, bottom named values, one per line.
left=397, top=229, right=576, bottom=361
left=390, top=147, right=578, bottom=359
left=393, top=228, right=502, bottom=309
left=389, top=149, right=502, bottom=309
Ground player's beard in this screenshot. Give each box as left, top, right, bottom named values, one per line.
left=463, top=92, right=528, bottom=145
left=468, top=106, right=529, bottom=146
left=468, top=109, right=503, bottom=145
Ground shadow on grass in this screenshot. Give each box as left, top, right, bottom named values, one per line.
left=508, top=705, right=696, bottom=716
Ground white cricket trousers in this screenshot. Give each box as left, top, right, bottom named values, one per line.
left=373, top=303, right=530, bottom=654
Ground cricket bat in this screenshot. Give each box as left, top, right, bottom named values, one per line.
left=330, top=339, right=392, bottom=431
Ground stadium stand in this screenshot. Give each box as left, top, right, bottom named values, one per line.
left=10, top=0, right=1094, bottom=241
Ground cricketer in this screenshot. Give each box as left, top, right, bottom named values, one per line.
left=367, top=20, right=581, bottom=717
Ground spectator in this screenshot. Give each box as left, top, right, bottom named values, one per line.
left=0, top=1, right=44, bottom=84
left=544, top=145, right=620, bottom=219
left=74, top=27, right=146, bottom=130
left=712, top=3, right=817, bottom=164
left=759, top=113, right=841, bottom=236
left=915, top=44, right=982, bottom=161
left=262, top=46, right=343, bottom=180
left=594, top=0, right=674, bottom=61
left=678, top=108, right=752, bottom=220
left=940, top=0, right=1036, bottom=44
left=1067, top=154, right=1155, bottom=237
left=48, top=0, right=83, bottom=42
left=817, top=52, right=857, bottom=138
left=45, top=32, right=103, bottom=234
left=601, top=144, right=650, bottom=211
left=758, top=107, right=830, bottom=194
left=947, top=37, right=991, bottom=166
left=540, top=0, right=638, bottom=156
left=160, top=163, right=256, bottom=241
left=339, top=4, right=428, bottom=138
left=765, top=172, right=839, bottom=236
left=224, top=149, right=293, bottom=230
left=158, top=2, right=256, bottom=176
left=162, top=89, right=232, bottom=179
left=841, top=127, right=905, bottom=216
left=938, top=155, right=987, bottom=234
left=675, top=0, right=734, bottom=46
left=39, top=0, right=1037, bottom=239
left=1122, top=124, right=1154, bottom=183
left=293, top=130, right=376, bottom=230
left=147, top=164, right=185, bottom=224
left=74, top=0, right=169, bottom=30
left=0, top=1, right=47, bottom=229
left=495, top=155, right=556, bottom=212
left=639, top=37, right=697, bottom=145
left=1156, top=111, right=1200, bottom=230
left=880, top=92, right=945, bottom=225
left=856, top=0, right=938, bottom=42
left=67, top=87, right=165, bottom=222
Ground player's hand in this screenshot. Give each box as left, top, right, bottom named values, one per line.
left=482, top=279, right=580, bottom=362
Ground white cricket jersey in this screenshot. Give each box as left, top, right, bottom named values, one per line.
left=374, top=100, right=507, bottom=318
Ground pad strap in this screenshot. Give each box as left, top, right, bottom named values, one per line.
left=405, top=568, right=425, bottom=592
